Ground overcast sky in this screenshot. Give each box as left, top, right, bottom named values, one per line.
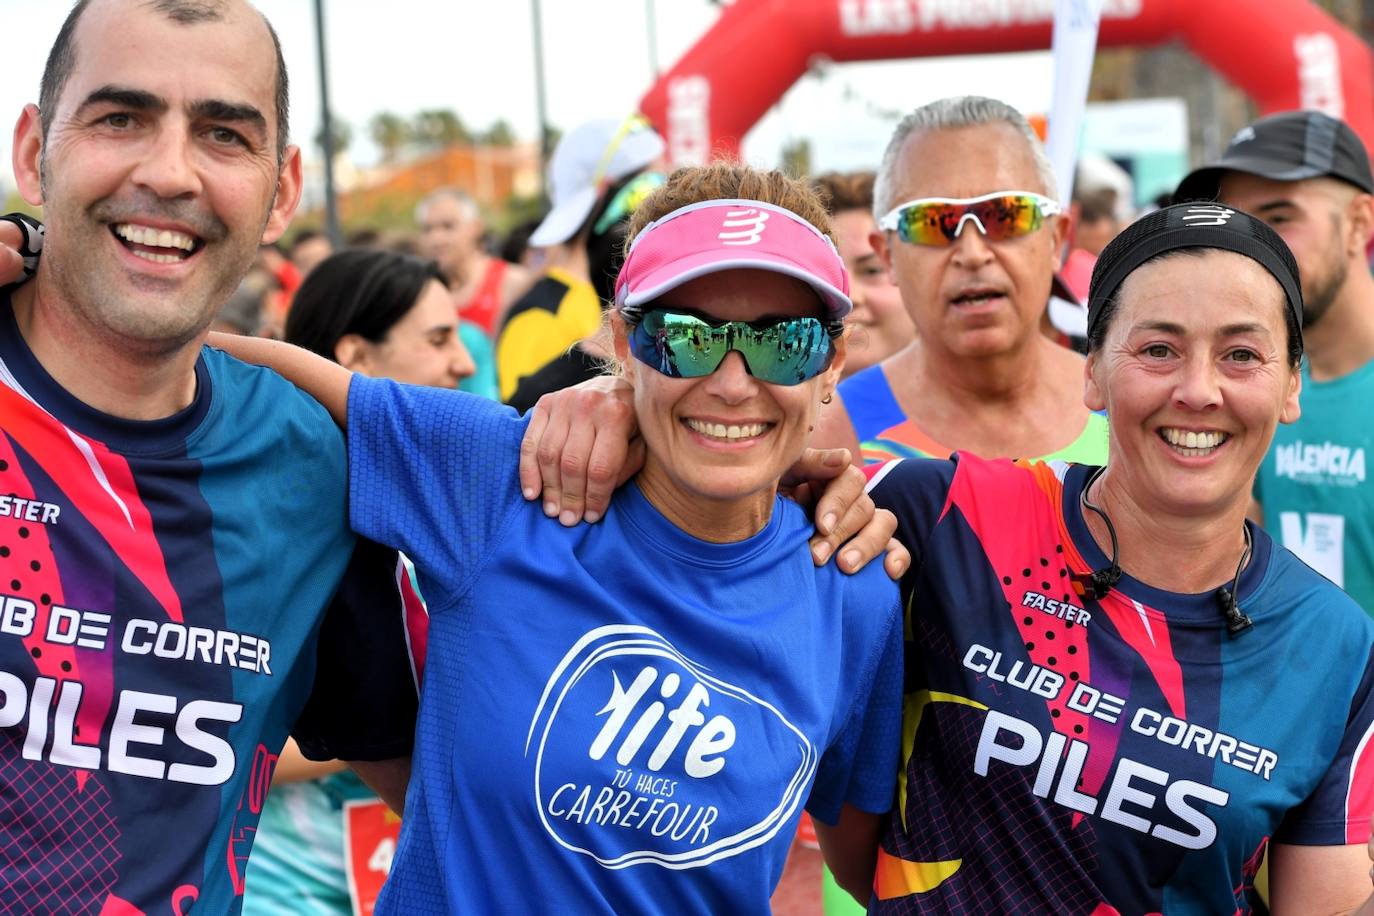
left=0, top=0, right=1055, bottom=193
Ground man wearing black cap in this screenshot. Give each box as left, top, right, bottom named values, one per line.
left=1177, top=110, right=1374, bottom=617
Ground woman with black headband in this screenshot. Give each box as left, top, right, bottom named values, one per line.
left=523, top=202, right=1374, bottom=911
left=854, top=202, right=1374, bottom=913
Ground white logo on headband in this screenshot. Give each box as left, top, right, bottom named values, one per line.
left=1230, top=126, right=1257, bottom=146
left=718, top=209, right=771, bottom=246
left=1182, top=205, right=1235, bottom=227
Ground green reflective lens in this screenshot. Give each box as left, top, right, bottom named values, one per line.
left=627, top=310, right=835, bottom=386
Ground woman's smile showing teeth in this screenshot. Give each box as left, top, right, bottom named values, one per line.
left=1160, top=427, right=1229, bottom=457
left=684, top=418, right=770, bottom=441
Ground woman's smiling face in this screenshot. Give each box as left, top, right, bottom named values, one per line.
left=617, top=269, right=844, bottom=538
left=1085, top=249, right=1302, bottom=519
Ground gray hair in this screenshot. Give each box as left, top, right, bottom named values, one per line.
left=872, top=96, right=1058, bottom=220
left=415, top=187, right=479, bottom=225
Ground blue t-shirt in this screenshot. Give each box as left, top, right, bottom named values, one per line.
left=0, top=294, right=408, bottom=914
left=867, top=455, right=1374, bottom=914
left=346, top=376, right=903, bottom=914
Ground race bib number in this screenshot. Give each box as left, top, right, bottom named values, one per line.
left=343, top=799, right=402, bottom=916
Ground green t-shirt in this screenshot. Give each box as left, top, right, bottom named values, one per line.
left=1255, top=357, right=1374, bottom=616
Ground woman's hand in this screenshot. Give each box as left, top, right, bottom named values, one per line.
left=517, top=377, right=910, bottom=579
left=518, top=375, right=641, bottom=525
left=0, top=215, right=38, bottom=286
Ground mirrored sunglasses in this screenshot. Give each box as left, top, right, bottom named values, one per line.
left=594, top=171, right=667, bottom=236
left=879, top=191, right=1061, bottom=247
left=626, top=309, right=836, bottom=386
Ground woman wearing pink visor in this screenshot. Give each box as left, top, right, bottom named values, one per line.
left=210, top=165, right=902, bottom=913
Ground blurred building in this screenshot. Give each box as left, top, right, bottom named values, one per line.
left=1090, top=0, right=1373, bottom=173
left=339, top=142, right=541, bottom=223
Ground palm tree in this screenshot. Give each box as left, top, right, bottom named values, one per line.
left=369, top=112, right=409, bottom=163
left=413, top=109, right=470, bottom=148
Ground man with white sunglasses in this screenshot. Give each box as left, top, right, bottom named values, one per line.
left=815, top=95, right=1108, bottom=469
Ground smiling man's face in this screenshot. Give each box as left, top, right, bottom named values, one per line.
left=13, top=0, right=300, bottom=352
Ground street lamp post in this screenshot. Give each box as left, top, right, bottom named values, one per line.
left=313, top=0, right=342, bottom=247
left=531, top=0, right=552, bottom=203
left=647, top=0, right=660, bottom=78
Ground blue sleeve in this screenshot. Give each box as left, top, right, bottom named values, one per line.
left=806, top=599, right=904, bottom=824
left=347, top=374, right=529, bottom=600
left=865, top=456, right=958, bottom=568
left=1276, top=639, right=1374, bottom=845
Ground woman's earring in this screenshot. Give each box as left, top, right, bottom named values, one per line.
left=821, top=392, right=833, bottom=405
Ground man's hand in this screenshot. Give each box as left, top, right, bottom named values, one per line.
left=783, top=448, right=909, bottom=579
left=519, top=375, right=642, bottom=525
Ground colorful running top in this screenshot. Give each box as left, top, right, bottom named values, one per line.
left=0, top=294, right=407, bottom=915
left=839, top=363, right=1109, bottom=464
left=344, top=377, right=903, bottom=914
left=495, top=267, right=601, bottom=402
left=458, top=257, right=507, bottom=336
left=866, top=454, right=1374, bottom=914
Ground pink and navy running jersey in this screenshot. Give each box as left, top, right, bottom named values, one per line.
left=0, top=294, right=413, bottom=915
left=867, top=454, right=1374, bottom=914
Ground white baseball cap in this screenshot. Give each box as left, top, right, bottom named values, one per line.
left=529, top=116, right=666, bottom=248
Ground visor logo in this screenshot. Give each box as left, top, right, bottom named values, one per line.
left=1230, top=126, right=1256, bottom=146
left=718, top=209, right=770, bottom=246
left=1182, top=205, right=1235, bottom=227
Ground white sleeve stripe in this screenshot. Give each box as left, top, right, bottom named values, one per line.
left=864, top=459, right=903, bottom=494
left=396, top=553, right=423, bottom=691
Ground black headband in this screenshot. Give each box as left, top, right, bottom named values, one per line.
left=1087, top=203, right=1304, bottom=351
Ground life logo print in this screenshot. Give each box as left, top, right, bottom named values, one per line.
left=718, top=209, right=770, bottom=246
left=526, top=624, right=816, bottom=869
left=1181, top=205, right=1235, bottom=227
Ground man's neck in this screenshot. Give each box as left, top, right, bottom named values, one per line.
left=11, top=279, right=201, bottom=421
left=903, top=333, right=1050, bottom=406
left=1304, top=270, right=1374, bottom=381
left=452, top=250, right=489, bottom=289
left=540, top=243, right=591, bottom=284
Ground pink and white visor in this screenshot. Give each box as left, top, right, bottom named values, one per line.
left=613, top=199, right=852, bottom=320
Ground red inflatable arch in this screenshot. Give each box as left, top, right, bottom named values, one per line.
left=639, top=0, right=1374, bottom=166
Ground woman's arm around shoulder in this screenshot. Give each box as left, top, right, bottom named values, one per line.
left=208, top=332, right=353, bottom=428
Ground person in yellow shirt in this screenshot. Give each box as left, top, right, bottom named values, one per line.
left=498, top=116, right=665, bottom=406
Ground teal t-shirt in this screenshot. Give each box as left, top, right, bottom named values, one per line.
left=1255, top=357, right=1374, bottom=616
left=457, top=320, right=499, bottom=401
left=242, top=770, right=375, bottom=916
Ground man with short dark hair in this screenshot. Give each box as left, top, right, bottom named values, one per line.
left=1177, top=110, right=1374, bottom=615
left=0, top=2, right=415, bottom=911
